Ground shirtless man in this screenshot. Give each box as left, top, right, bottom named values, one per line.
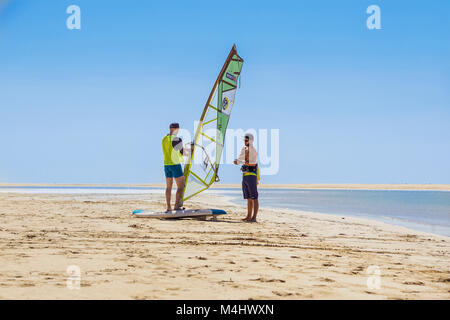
left=234, top=134, right=259, bottom=222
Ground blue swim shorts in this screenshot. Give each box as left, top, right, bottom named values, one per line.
left=164, top=164, right=183, bottom=178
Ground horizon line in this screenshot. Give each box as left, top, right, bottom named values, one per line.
left=1, top=182, right=449, bottom=191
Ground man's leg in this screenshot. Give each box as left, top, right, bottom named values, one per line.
left=244, top=199, right=253, bottom=221
left=174, top=175, right=185, bottom=210
left=249, top=175, right=258, bottom=222
left=251, top=199, right=259, bottom=222
left=242, top=177, right=252, bottom=221
left=165, top=177, right=173, bottom=211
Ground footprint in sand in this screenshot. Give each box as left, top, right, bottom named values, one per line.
left=250, top=277, right=285, bottom=283
left=351, top=266, right=364, bottom=274
left=272, top=290, right=293, bottom=297
left=19, top=282, right=35, bottom=287
left=365, top=290, right=376, bottom=294
left=403, top=281, right=424, bottom=285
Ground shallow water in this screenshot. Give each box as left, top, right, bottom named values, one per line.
left=219, top=188, right=450, bottom=237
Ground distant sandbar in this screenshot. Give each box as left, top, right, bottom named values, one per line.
left=0, top=183, right=449, bottom=191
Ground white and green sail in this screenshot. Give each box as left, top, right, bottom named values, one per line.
left=183, top=45, right=244, bottom=202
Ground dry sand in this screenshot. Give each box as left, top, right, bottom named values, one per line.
left=0, top=191, right=449, bottom=299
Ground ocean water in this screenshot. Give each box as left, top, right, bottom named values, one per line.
left=1, top=186, right=449, bottom=237
left=219, top=188, right=450, bottom=237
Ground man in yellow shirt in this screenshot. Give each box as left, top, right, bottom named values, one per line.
left=161, top=123, right=185, bottom=211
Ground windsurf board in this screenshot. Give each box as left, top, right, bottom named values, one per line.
left=132, top=208, right=226, bottom=219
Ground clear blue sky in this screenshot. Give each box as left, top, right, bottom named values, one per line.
left=0, top=0, right=449, bottom=184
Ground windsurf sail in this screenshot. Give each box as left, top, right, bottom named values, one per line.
left=182, top=45, right=244, bottom=202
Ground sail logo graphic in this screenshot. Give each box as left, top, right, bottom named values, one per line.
left=222, top=97, right=230, bottom=110
left=226, top=72, right=236, bottom=82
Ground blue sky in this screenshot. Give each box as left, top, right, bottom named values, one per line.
left=0, top=0, right=449, bottom=184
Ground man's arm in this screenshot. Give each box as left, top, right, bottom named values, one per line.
left=247, top=146, right=257, bottom=165
left=234, top=146, right=257, bottom=166
left=234, top=146, right=246, bottom=165
left=172, top=137, right=184, bottom=155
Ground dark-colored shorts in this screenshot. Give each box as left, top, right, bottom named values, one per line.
left=242, top=174, right=258, bottom=199
left=164, top=164, right=183, bottom=178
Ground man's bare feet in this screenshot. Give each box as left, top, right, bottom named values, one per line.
left=242, top=217, right=251, bottom=221
left=166, top=208, right=172, bottom=212
left=249, top=218, right=257, bottom=222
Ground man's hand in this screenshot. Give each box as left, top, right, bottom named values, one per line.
left=233, top=159, right=239, bottom=165
left=183, top=143, right=193, bottom=157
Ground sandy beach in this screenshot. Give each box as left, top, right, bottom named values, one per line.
left=0, top=190, right=449, bottom=299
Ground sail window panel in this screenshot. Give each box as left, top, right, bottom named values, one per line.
left=184, top=172, right=207, bottom=199
left=190, top=148, right=214, bottom=177
left=204, top=166, right=215, bottom=185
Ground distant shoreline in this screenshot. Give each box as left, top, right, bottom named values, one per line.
left=0, top=183, right=449, bottom=191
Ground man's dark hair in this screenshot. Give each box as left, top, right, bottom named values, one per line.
left=170, top=122, right=180, bottom=129
left=245, top=133, right=254, bottom=141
